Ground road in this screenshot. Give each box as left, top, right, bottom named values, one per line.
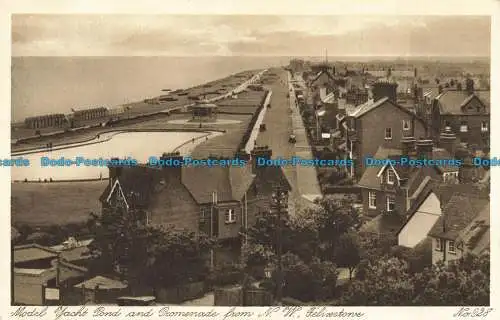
left=256, top=69, right=322, bottom=216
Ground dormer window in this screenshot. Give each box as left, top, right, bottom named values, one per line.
left=481, top=121, right=488, bottom=132
left=460, top=121, right=468, bottom=132
left=402, top=120, right=411, bottom=131
left=387, top=169, right=396, bottom=185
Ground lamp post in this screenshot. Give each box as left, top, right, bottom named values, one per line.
left=270, top=185, right=288, bottom=305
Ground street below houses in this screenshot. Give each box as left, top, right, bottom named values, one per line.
left=256, top=69, right=322, bottom=216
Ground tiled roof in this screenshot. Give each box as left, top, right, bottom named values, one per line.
left=182, top=165, right=255, bottom=204
left=435, top=90, right=490, bottom=115
left=358, top=146, right=458, bottom=191
left=14, top=244, right=59, bottom=264
left=101, top=162, right=290, bottom=207
left=457, top=205, right=490, bottom=254
left=428, top=190, right=489, bottom=240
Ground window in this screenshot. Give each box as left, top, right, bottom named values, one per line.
left=387, top=169, right=396, bottom=185
left=385, top=128, right=392, bottom=140
left=368, top=191, right=377, bottom=209
left=460, top=121, right=468, bottom=132
left=403, top=120, right=411, bottom=131
left=435, top=238, right=444, bottom=251
left=448, top=240, right=456, bottom=254
left=386, top=196, right=395, bottom=212
left=443, top=172, right=459, bottom=183
left=481, top=121, right=488, bottom=132
left=225, top=208, right=236, bottom=224
left=444, top=121, right=451, bottom=131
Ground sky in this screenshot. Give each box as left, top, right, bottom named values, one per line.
left=11, top=15, right=491, bottom=57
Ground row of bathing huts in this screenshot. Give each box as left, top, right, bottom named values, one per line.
left=23, top=106, right=126, bottom=129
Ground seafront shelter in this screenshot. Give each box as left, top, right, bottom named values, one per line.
left=192, top=103, right=218, bottom=121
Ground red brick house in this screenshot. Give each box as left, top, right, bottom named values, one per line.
left=341, top=81, right=427, bottom=180
left=358, top=140, right=460, bottom=219
left=99, top=148, right=291, bottom=263
left=431, top=84, right=490, bottom=149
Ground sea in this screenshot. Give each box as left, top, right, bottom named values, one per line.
left=11, top=56, right=289, bottom=123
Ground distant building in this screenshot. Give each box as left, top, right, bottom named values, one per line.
left=72, top=107, right=108, bottom=122
left=339, top=81, right=427, bottom=179
left=192, top=103, right=218, bottom=121
left=431, top=84, right=490, bottom=149
left=24, top=114, right=67, bottom=129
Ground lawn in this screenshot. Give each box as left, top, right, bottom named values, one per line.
left=11, top=180, right=107, bottom=227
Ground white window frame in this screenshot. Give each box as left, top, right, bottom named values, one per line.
left=460, top=122, right=468, bottom=132
left=402, top=120, right=411, bottom=131
left=386, top=196, right=395, bottom=212
left=481, top=121, right=488, bottom=132
left=435, top=238, right=443, bottom=251
left=384, top=127, right=392, bottom=140
left=368, top=191, right=377, bottom=209
left=225, top=208, right=236, bottom=224
left=448, top=240, right=456, bottom=254
left=387, top=169, right=396, bottom=185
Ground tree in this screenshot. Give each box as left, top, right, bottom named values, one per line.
left=341, top=253, right=490, bottom=306
left=341, top=257, right=415, bottom=306
left=88, top=207, right=213, bottom=291
left=334, top=232, right=362, bottom=280
left=307, top=197, right=362, bottom=260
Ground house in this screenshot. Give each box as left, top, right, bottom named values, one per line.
left=13, top=244, right=87, bottom=305
left=99, top=147, right=291, bottom=264
left=340, top=80, right=427, bottom=180
left=430, top=81, right=490, bottom=149
left=396, top=183, right=489, bottom=265
left=357, top=137, right=459, bottom=219
left=428, top=187, right=489, bottom=265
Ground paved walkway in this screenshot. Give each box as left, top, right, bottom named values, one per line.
left=287, top=71, right=322, bottom=205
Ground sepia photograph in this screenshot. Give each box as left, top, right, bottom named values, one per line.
left=7, top=8, right=494, bottom=312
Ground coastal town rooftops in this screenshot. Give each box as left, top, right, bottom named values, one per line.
left=100, top=162, right=291, bottom=207
left=434, top=90, right=490, bottom=115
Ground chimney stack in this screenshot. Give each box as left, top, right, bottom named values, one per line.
left=416, top=138, right=433, bottom=160
left=250, top=146, right=272, bottom=173
left=439, top=128, right=457, bottom=157
left=159, top=151, right=183, bottom=181
left=401, top=136, right=417, bottom=157
left=108, top=157, right=123, bottom=189
left=372, top=81, right=398, bottom=103
left=466, top=78, right=474, bottom=95
left=414, top=68, right=417, bottom=78
left=438, top=85, right=443, bottom=94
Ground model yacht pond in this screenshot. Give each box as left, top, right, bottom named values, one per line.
left=11, top=131, right=221, bottom=181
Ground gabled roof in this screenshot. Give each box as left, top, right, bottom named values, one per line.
left=358, top=147, right=458, bottom=191
left=310, top=69, right=336, bottom=85
left=346, top=97, right=424, bottom=125
left=14, top=244, right=59, bottom=264
left=435, top=90, right=490, bottom=115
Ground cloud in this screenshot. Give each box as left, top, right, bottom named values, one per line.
left=11, top=14, right=490, bottom=56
